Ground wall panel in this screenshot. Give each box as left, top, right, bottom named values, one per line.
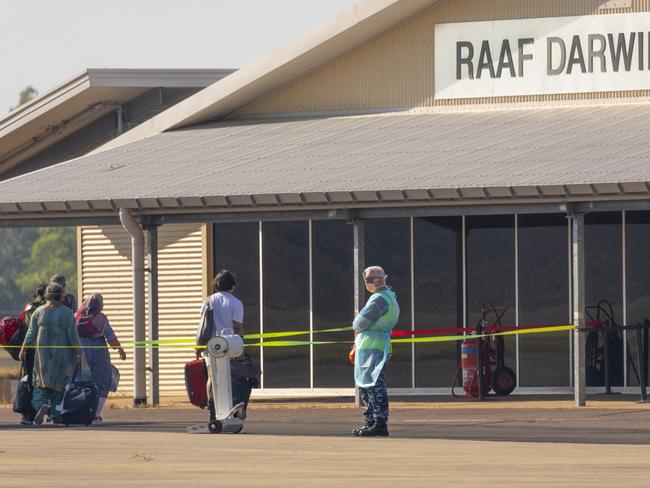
left=236, top=0, right=650, bottom=117
left=80, top=224, right=205, bottom=396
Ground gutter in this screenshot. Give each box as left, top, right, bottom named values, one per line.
left=119, top=208, right=147, bottom=405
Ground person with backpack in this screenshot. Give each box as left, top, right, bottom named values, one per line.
left=75, top=293, right=126, bottom=423
left=50, top=274, right=77, bottom=313
left=13, top=284, right=47, bottom=425
left=351, top=266, right=400, bottom=437
left=196, top=270, right=245, bottom=422
left=19, top=282, right=81, bottom=425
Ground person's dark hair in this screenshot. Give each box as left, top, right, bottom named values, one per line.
left=50, top=274, right=66, bottom=288
left=45, top=282, right=64, bottom=302
left=32, top=283, right=47, bottom=300
left=213, top=270, right=237, bottom=292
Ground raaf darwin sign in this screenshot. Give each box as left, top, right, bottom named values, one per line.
left=435, top=13, right=650, bottom=99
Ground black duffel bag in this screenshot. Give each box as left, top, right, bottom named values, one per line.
left=59, top=364, right=99, bottom=426
left=13, top=363, right=36, bottom=418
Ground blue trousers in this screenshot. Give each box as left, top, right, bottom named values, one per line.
left=359, top=368, right=388, bottom=423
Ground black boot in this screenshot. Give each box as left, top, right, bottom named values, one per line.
left=352, top=420, right=375, bottom=436
left=208, top=399, right=216, bottom=422
left=356, top=420, right=389, bottom=437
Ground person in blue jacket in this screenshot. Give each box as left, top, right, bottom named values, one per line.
left=351, top=266, right=400, bottom=437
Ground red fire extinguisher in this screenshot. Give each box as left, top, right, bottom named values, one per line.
left=461, top=339, right=489, bottom=398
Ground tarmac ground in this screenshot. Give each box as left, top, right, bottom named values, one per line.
left=1, top=395, right=649, bottom=487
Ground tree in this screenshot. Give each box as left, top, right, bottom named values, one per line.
left=10, top=85, right=38, bottom=111
left=17, top=227, right=77, bottom=299
left=0, top=228, right=38, bottom=314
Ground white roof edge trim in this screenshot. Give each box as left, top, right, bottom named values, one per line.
left=92, top=0, right=440, bottom=154
left=86, top=68, right=237, bottom=88
left=0, top=72, right=90, bottom=134
left=0, top=68, right=237, bottom=137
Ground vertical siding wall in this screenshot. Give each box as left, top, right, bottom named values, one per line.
left=79, top=224, right=205, bottom=395
left=236, top=0, right=650, bottom=117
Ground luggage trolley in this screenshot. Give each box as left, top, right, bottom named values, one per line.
left=187, top=332, right=247, bottom=434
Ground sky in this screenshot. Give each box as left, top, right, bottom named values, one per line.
left=0, top=0, right=360, bottom=115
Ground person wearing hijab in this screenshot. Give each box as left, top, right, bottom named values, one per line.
left=75, top=293, right=126, bottom=423
left=19, top=282, right=81, bottom=425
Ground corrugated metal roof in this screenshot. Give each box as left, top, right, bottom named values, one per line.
left=1, top=104, right=650, bottom=214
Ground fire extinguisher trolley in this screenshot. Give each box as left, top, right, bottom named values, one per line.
left=187, top=332, right=247, bottom=434
left=452, top=303, right=517, bottom=399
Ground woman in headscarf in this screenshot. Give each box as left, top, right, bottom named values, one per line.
left=19, top=282, right=81, bottom=425
left=75, top=293, right=126, bottom=423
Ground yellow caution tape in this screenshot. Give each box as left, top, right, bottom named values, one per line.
left=6, top=324, right=576, bottom=349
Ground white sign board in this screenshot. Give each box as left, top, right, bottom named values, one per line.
left=435, top=13, right=650, bottom=99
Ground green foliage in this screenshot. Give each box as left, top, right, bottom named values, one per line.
left=0, top=227, right=76, bottom=314
left=17, top=227, right=77, bottom=295
left=0, top=228, right=38, bottom=313
left=10, top=86, right=38, bottom=111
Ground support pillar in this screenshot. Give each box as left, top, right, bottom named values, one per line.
left=146, top=225, right=159, bottom=406
left=571, top=214, right=587, bottom=407
left=353, top=220, right=365, bottom=407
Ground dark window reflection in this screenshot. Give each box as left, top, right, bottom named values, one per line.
left=262, top=221, right=310, bottom=388
left=413, top=217, right=463, bottom=387
left=585, top=212, right=624, bottom=387
left=466, top=215, right=516, bottom=380
left=365, top=218, right=412, bottom=388
left=213, top=222, right=260, bottom=362
left=625, top=211, right=650, bottom=387
left=313, top=221, right=354, bottom=388
left=518, top=214, right=570, bottom=387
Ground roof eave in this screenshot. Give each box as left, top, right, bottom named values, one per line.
left=1, top=187, right=648, bottom=221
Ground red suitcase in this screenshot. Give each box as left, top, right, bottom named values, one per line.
left=184, top=359, right=208, bottom=408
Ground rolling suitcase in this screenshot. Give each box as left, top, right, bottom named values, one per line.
left=230, top=355, right=260, bottom=412
left=185, top=359, right=208, bottom=408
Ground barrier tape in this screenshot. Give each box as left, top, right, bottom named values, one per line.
left=4, top=323, right=577, bottom=349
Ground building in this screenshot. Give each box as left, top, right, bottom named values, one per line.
left=0, top=68, right=235, bottom=399
left=1, top=0, right=650, bottom=403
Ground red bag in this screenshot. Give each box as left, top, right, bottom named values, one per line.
left=184, top=359, right=208, bottom=408
left=0, top=316, right=20, bottom=346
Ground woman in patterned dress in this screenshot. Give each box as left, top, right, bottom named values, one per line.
left=75, top=293, right=126, bottom=423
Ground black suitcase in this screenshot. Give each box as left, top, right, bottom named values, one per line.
left=59, top=367, right=99, bottom=426
left=231, top=375, right=253, bottom=409
left=230, top=355, right=260, bottom=410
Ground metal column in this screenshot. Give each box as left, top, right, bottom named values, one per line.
left=353, top=220, right=365, bottom=407
left=571, top=214, right=587, bottom=407
left=146, top=225, right=159, bottom=406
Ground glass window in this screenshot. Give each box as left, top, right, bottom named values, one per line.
left=585, top=212, right=624, bottom=387
left=312, top=221, right=355, bottom=388
left=466, top=215, right=517, bottom=381
left=364, top=218, right=412, bottom=388
left=413, top=217, right=463, bottom=387
left=625, top=211, right=650, bottom=386
left=213, top=222, right=260, bottom=362
left=262, top=221, right=310, bottom=388
left=518, top=214, right=570, bottom=387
